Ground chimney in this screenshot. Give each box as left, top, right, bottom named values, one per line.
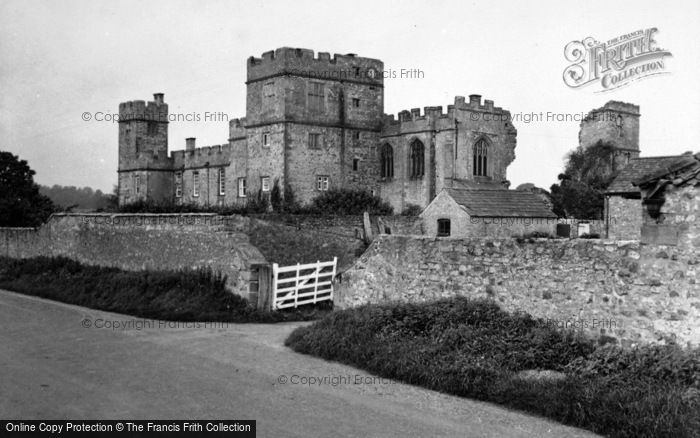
left=186, top=137, right=196, bottom=151
left=469, top=94, right=481, bottom=106
left=153, top=93, right=164, bottom=105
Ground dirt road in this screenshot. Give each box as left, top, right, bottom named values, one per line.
left=0, top=290, right=599, bottom=437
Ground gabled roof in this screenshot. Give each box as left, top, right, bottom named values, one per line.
left=632, top=153, right=700, bottom=188
left=447, top=179, right=507, bottom=191
left=445, top=188, right=556, bottom=218
left=606, top=155, right=693, bottom=194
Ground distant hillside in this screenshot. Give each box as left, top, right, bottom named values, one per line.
left=39, top=185, right=117, bottom=212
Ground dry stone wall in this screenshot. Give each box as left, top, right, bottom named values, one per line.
left=0, top=214, right=266, bottom=298
left=335, top=235, right=699, bottom=348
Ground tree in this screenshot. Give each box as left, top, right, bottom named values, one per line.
left=270, top=178, right=282, bottom=212
left=282, top=182, right=300, bottom=213
left=549, top=141, right=618, bottom=219
left=0, top=151, right=57, bottom=227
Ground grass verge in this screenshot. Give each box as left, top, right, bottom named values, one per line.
left=285, top=297, right=700, bottom=438
left=0, top=256, right=330, bottom=322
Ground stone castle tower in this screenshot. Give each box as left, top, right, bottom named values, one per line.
left=244, top=48, right=384, bottom=201
left=579, top=101, right=640, bottom=170
left=117, top=47, right=519, bottom=210
left=117, top=93, right=171, bottom=204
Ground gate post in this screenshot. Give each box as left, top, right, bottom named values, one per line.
left=252, top=263, right=273, bottom=311
left=363, top=211, right=373, bottom=244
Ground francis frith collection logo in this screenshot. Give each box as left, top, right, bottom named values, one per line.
left=563, top=27, right=672, bottom=92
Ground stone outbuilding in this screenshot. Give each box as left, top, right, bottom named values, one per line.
left=631, top=152, right=700, bottom=249
left=420, top=188, right=557, bottom=238
left=605, top=152, right=699, bottom=242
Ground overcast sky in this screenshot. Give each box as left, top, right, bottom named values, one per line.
left=1, top=0, right=698, bottom=193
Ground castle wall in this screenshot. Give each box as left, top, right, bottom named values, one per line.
left=454, top=96, right=517, bottom=183
left=335, top=235, right=700, bottom=348
left=245, top=123, right=286, bottom=200
left=170, top=144, right=233, bottom=206
left=342, top=130, right=381, bottom=194
left=0, top=214, right=267, bottom=298
left=378, top=96, right=517, bottom=210
left=607, top=195, right=643, bottom=240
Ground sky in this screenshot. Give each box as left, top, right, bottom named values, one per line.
left=1, top=0, right=698, bottom=193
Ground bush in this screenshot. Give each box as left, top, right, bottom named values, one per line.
left=307, top=188, right=393, bottom=215
left=286, top=297, right=700, bottom=438
left=0, top=256, right=330, bottom=323
left=401, top=204, right=423, bottom=216
left=282, top=183, right=301, bottom=213
left=270, top=179, right=282, bottom=212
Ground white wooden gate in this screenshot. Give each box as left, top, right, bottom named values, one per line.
left=271, top=257, right=337, bottom=310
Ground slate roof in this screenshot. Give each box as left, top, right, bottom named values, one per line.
left=632, top=153, right=700, bottom=188
left=447, top=179, right=507, bottom=191
left=445, top=188, right=557, bottom=218
left=606, top=155, right=694, bottom=194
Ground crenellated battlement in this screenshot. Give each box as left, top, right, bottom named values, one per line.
left=247, top=47, right=383, bottom=85
left=171, top=143, right=231, bottom=158
left=585, top=100, right=640, bottom=118
left=118, top=93, right=168, bottom=123
left=454, top=94, right=507, bottom=113
left=384, top=95, right=512, bottom=125
left=229, top=117, right=247, bottom=140
left=382, top=105, right=455, bottom=125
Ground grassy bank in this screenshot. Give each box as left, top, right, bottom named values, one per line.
left=285, top=298, right=700, bottom=438
left=0, top=256, right=330, bottom=322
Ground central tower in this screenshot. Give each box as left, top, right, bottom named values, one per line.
left=245, top=48, right=384, bottom=203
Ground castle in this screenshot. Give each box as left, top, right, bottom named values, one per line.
left=117, top=48, right=639, bottom=212
left=117, top=47, right=520, bottom=210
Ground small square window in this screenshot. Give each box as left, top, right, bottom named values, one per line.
left=308, top=133, right=321, bottom=149
left=263, top=82, right=275, bottom=98
left=352, top=98, right=360, bottom=108
left=437, top=219, right=451, bottom=237
left=261, top=177, right=270, bottom=192
left=316, top=176, right=329, bottom=191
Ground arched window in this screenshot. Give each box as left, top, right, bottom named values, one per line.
left=380, top=144, right=394, bottom=178
left=473, top=138, right=488, bottom=177
left=409, top=139, right=425, bottom=178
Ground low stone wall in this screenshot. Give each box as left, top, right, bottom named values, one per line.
left=335, top=235, right=699, bottom=348
left=250, top=213, right=423, bottom=239
left=607, top=196, right=643, bottom=240
left=0, top=214, right=266, bottom=298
